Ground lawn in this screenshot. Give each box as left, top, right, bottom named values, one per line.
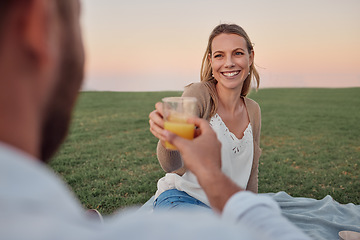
left=50, top=88, right=360, bottom=215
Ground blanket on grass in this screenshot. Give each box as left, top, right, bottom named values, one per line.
left=265, top=192, right=360, bottom=240
left=139, top=191, right=360, bottom=240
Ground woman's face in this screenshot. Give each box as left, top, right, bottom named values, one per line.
left=210, top=33, right=253, bottom=91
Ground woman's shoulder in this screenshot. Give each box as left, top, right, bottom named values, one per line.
left=182, top=82, right=212, bottom=119
left=244, top=97, right=261, bottom=121
left=183, top=82, right=209, bottom=95
left=182, top=82, right=211, bottom=101
left=244, top=97, right=260, bottom=111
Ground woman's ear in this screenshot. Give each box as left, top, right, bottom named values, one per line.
left=249, top=50, right=254, bottom=67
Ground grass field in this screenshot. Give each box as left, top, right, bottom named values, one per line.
left=50, top=88, right=360, bottom=215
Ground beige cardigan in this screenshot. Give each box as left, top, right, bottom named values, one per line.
left=156, top=82, right=262, bottom=193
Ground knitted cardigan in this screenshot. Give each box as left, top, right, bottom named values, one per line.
left=156, top=82, right=262, bottom=193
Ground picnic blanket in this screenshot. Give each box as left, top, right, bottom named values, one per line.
left=139, top=191, right=360, bottom=240
left=264, top=191, right=360, bottom=240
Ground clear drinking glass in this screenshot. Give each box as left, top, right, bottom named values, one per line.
left=162, top=97, right=197, bottom=150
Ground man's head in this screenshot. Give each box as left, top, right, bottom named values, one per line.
left=0, top=0, right=84, bottom=162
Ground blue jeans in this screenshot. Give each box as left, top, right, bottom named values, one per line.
left=153, top=189, right=211, bottom=212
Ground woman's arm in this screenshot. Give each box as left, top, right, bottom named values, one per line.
left=245, top=98, right=262, bottom=193
left=156, top=141, right=184, bottom=173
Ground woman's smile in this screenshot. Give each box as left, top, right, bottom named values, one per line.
left=222, top=70, right=240, bottom=78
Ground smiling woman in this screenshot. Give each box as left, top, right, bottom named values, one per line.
left=149, top=23, right=263, bottom=211
left=200, top=24, right=260, bottom=116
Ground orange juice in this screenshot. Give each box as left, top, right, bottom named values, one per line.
left=162, top=96, right=197, bottom=150
left=164, top=121, right=195, bottom=150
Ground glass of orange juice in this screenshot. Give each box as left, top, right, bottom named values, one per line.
left=162, top=97, right=197, bottom=150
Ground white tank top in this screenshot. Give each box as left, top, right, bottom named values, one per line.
left=155, top=113, right=254, bottom=206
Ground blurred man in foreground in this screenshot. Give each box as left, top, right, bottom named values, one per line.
left=0, top=0, right=310, bottom=239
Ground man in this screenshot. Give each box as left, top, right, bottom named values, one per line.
left=0, top=0, right=310, bottom=239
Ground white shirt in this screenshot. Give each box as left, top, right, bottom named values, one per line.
left=155, top=114, right=254, bottom=205
left=210, top=113, right=253, bottom=189
left=0, top=142, right=310, bottom=240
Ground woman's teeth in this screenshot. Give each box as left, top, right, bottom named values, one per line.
left=222, top=71, right=240, bottom=77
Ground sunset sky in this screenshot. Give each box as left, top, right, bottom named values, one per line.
left=81, top=0, right=360, bottom=91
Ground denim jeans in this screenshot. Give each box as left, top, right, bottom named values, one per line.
left=153, top=189, right=211, bottom=211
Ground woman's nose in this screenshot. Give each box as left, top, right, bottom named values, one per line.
left=224, top=57, right=235, bottom=68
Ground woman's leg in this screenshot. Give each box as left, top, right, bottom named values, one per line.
left=153, top=189, right=211, bottom=212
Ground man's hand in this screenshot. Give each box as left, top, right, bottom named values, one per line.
left=164, top=118, right=221, bottom=177
left=164, top=117, right=242, bottom=213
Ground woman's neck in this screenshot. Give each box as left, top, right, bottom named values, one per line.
left=216, top=84, right=244, bottom=115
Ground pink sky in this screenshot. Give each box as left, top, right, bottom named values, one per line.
left=81, top=0, right=360, bottom=91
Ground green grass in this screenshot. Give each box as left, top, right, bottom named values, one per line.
left=50, top=88, right=360, bottom=215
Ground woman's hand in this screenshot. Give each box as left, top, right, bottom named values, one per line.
left=149, top=102, right=167, bottom=144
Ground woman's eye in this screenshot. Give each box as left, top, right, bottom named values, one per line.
left=235, top=52, right=244, bottom=56
left=214, top=54, right=222, bottom=58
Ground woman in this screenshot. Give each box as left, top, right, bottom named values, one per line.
left=149, top=23, right=261, bottom=211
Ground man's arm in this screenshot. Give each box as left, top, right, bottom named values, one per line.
left=163, top=118, right=311, bottom=240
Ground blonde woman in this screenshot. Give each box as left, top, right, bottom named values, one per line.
left=149, top=23, right=261, bottom=211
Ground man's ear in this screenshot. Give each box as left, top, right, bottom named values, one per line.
left=19, top=0, right=55, bottom=65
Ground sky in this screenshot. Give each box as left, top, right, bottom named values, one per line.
left=81, top=0, right=360, bottom=91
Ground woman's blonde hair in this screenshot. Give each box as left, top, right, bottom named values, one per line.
left=200, top=23, right=260, bottom=116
